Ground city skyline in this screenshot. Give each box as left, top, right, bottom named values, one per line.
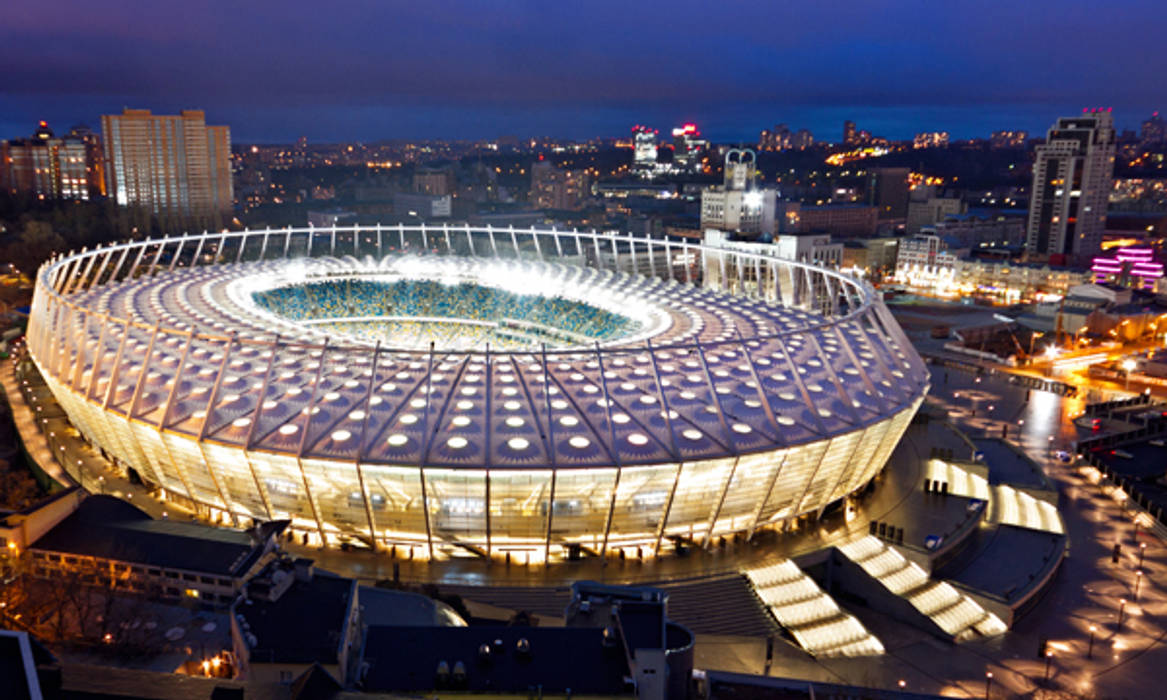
left=4, top=0, right=1167, bottom=143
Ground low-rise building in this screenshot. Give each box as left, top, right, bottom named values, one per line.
left=231, top=558, right=360, bottom=685
left=798, top=204, right=878, bottom=237
left=393, top=192, right=452, bottom=219
left=26, top=495, right=284, bottom=607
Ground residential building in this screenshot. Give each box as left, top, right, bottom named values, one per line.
left=775, top=232, right=842, bottom=267
left=393, top=191, right=452, bottom=218
left=1141, top=112, right=1165, bottom=144
left=759, top=124, right=791, bottom=151
left=928, top=210, right=1027, bottom=249
left=101, top=109, right=234, bottom=223
left=412, top=167, right=453, bottom=196
left=1, top=121, right=101, bottom=200
left=906, top=191, right=965, bottom=235
left=990, top=130, right=1028, bottom=149
left=843, top=120, right=857, bottom=146
left=913, top=132, right=949, bottom=149
left=700, top=149, right=777, bottom=236
left=867, top=167, right=910, bottom=220
left=530, top=161, right=590, bottom=210
left=1025, top=110, right=1116, bottom=264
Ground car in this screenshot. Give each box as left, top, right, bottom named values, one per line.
left=1150, top=439, right=1165, bottom=447
left=1054, top=450, right=1073, bottom=464
left=1113, top=449, right=1134, bottom=459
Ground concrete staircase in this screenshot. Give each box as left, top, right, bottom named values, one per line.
left=745, top=560, right=884, bottom=657
left=837, top=536, right=1007, bottom=641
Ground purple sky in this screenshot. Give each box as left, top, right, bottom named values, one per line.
left=4, top=0, right=1166, bottom=143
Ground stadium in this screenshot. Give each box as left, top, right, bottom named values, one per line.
left=26, top=225, right=928, bottom=562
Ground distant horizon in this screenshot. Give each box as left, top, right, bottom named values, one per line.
left=2, top=99, right=1160, bottom=147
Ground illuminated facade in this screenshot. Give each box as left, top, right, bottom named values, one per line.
left=700, top=150, right=777, bottom=236
left=0, top=121, right=100, bottom=200
left=28, top=225, right=927, bottom=562
left=100, top=109, right=233, bottom=222
left=1025, top=110, right=1116, bottom=263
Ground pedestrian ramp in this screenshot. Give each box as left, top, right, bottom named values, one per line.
left=837, top=536, right=1007, bottom=641
left=744, top=559, right=884, bottom=657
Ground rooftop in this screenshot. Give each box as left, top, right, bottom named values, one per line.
left=237, top=570, right=356, bottom=665
left=362, top=625, right=631, bottom=694
left=30, top=496, right=269, bottom=577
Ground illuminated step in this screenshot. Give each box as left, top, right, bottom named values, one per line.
left=744, top=559, right=883, bottom=658
left=988, top=484, right=1065, bottom=534
left=837, top=536, right=1007, bottom=640
left=924, top=459, right=991, bottom=501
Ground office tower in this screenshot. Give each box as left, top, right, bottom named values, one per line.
left=1025, top=109, right=1116, bottom=264
left=101, top=109, right=233, bottom=224
left=671, top=124, right=707, bottom=171
left=0, top=121, right=100, bottom=200
left=700, top=149, right=777, bottom=236
left=632, top=125, right=658, bottom=170
left=843, top=120, right=857, bottom=146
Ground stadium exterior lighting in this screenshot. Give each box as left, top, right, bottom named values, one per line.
left=26, top=225, right=928, bottom=562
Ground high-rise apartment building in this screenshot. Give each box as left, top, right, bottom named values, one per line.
left=1, top=121, right=102, bottom=200
left=531, top=161, right=590, bottom=210
left=843, top=120, right=857, bottom=146
left=101, top=109, right=233, bottom=223
left=1141, top=112, right=1165, bottom=144
left=1025, top=110, right=1116, bottom=264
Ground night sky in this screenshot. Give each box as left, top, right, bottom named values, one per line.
left=4, top=0, right=1166, bottom=143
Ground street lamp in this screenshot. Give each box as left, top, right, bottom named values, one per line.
left=1122, top=358, right=1137, bottom=391
left=1139, top=541, right=1147, bottom=569
left=1134, top=570, right=1144, bottom=600
left=985, top=671, right=993, bottom=698
left=1088, top=625, right=1096, bottom=659
left=1044, top=650, right=1053, bottom=681
left=898, top=680, right=906, bottom=690
left=1118, top=598, right=1127, bottom=629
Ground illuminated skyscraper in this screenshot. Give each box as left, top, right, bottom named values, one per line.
left=671, top=124, right=707, bottom=171
left=101, top=109, right=233, bottom=223
left=1025, top=110, right=1115, bottom=264
left=632, top=125, right=658, bottom=170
